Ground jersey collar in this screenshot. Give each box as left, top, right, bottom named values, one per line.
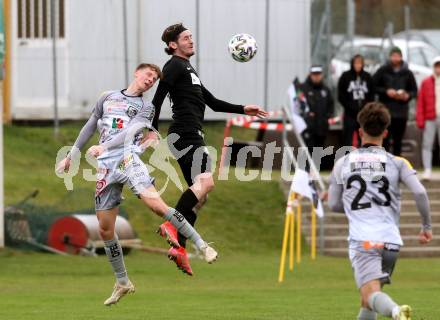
left=361, top=143, right=379, bottom=148
left=121, top=89, right=142, bottom=98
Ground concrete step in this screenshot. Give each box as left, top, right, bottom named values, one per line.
left=401, top=188, right=440, bottom=200
left=319, top=223, right=440, bottom=237
left=298, top=199, right=440, bottom=213
left=308, top=212, right=440, bottom=224
left=323, top=246, right=440, bottom=258
left=284, top=176, right=440, bottom=187
left=314, top=235, right=440, bottom=249
left=411, top=178, right=440, bottom=188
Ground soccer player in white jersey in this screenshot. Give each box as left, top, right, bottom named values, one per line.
left=328, top=102, right=433, bottom=320
left=56, top=63, right=217, bottom=306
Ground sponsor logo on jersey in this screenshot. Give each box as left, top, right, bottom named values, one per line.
left=118, top=154, right=134, bottom=171
left=173, top=211, right=185, bottom=222
left=108, top=243, right=121, bottom=257
left=350, top=161, right=386, bottom=172
left=112, top=118, right=124, bottom=129
left=95, top=179, right=107, bottom=196
left=190, top=73, right=201, bottom=86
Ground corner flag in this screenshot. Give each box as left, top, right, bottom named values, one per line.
left=290, top=168, right=324, bottom=217
left=286, top=81, right=307, bottom=134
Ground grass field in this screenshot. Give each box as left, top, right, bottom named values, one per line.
left=1, top=122, right=439, bottom=319
left=1, top=251, right=439, bottom=320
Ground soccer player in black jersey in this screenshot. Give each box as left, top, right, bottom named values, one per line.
left=151, top=23, right=268, bottom=275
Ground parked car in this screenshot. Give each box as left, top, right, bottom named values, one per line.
left=394, top=29, right=440, bottom=52
left=330, top=37, right=439, bottom=88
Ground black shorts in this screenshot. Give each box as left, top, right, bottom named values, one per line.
left=168, top=130, right=212, bottom=186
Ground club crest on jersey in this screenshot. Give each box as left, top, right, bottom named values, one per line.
left=126, top=106, right=138, bottom=118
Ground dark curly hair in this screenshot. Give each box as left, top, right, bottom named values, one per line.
left=161, top=23, right=188, bottom=55
left=357, top=102, right=391, bottom=137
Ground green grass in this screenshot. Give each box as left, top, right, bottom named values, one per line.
left=1, top=122, right=439, bottom=319
left=0, top=251, right=438, bottom=320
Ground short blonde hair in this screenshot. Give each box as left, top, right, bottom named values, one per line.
left=136, top=63, right=163, bottom=80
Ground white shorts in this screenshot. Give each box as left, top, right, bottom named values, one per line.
left=349, top=240, right=400, bottom=289
left=94, top=152, right=154, bottom=211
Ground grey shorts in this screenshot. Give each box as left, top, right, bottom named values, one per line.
left=94, top=152, right=154, bottom=211
left=349, top=241, right=400, bottom=289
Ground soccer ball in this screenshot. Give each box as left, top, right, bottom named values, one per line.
left=228, top=34, right=258, bottom=62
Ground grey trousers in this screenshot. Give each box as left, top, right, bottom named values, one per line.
left=422, top=118, right=440, bottom=170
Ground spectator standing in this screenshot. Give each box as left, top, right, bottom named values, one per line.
left=373, top=47, right=418, bottom=156
left=301, top=65, right=334, bottom=151
left=338, top=54, right=375, bottom=147
left=416, top=56, right=440, bottom=180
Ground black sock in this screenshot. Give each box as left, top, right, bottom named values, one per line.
left=175, top=189, right=200, bottom=248
left=177, top=210, right=197, bottom=248
left=176, top=189, right=199, bottom=213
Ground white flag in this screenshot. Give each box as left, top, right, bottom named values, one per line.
left=286, top=83, right=307, bottom=134
left=290, top=167, right=325, bottom=217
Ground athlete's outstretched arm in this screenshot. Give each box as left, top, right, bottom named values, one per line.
left=69, top=93, right=107, bottom=158
left=56, top=93, right=106, bottom=173
left=202, top=85, right=245, bottom=114
left=202, top=86, right=268, bottom=117
left=402, top=174, right=432, bottom=231
left=70, top=113, right=99, bottom=156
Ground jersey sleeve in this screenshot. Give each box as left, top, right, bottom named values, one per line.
left=151, top=81, right=169, bottom=131
left=151, top=60, right=184, bottom=131
left=329, top=157, right=345, bottom=185
left=328, top=157, right=345, bottom=213
left=402, top=173, right=432, bottom=231
left=69, top=92, right=108, bottom=158
left=395, top=156, right=417, bottom=181
left=202, top=85, right=245, bottom=114
left=397, top=156, right=432, bottom=231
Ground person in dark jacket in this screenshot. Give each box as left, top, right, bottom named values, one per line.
left=338, top=54, right=375, bottom=147
left=301, top=65, right=334, bottom=150
left=373, top=47, right=418, bottom=156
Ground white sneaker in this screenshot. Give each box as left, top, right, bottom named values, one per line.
left=422, top=169, right=432, bottom=181
left=393, top=305, right=412, bottom=320
left=200, top=243, right=218, bottom=263
left=103, top=280, right=135, bottom=306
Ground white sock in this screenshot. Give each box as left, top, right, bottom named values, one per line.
left=164, top=208, right=205, bottom=249
left=357, top=307, right=377, bottom=320
left=368, top=292, right=398, bottom=317
left=392, top=306, right=401, bottom=318
left=104, top=236, right=129, bottom=285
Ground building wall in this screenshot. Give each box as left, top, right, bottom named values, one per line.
left=11, top=0, right=311, bottom=120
